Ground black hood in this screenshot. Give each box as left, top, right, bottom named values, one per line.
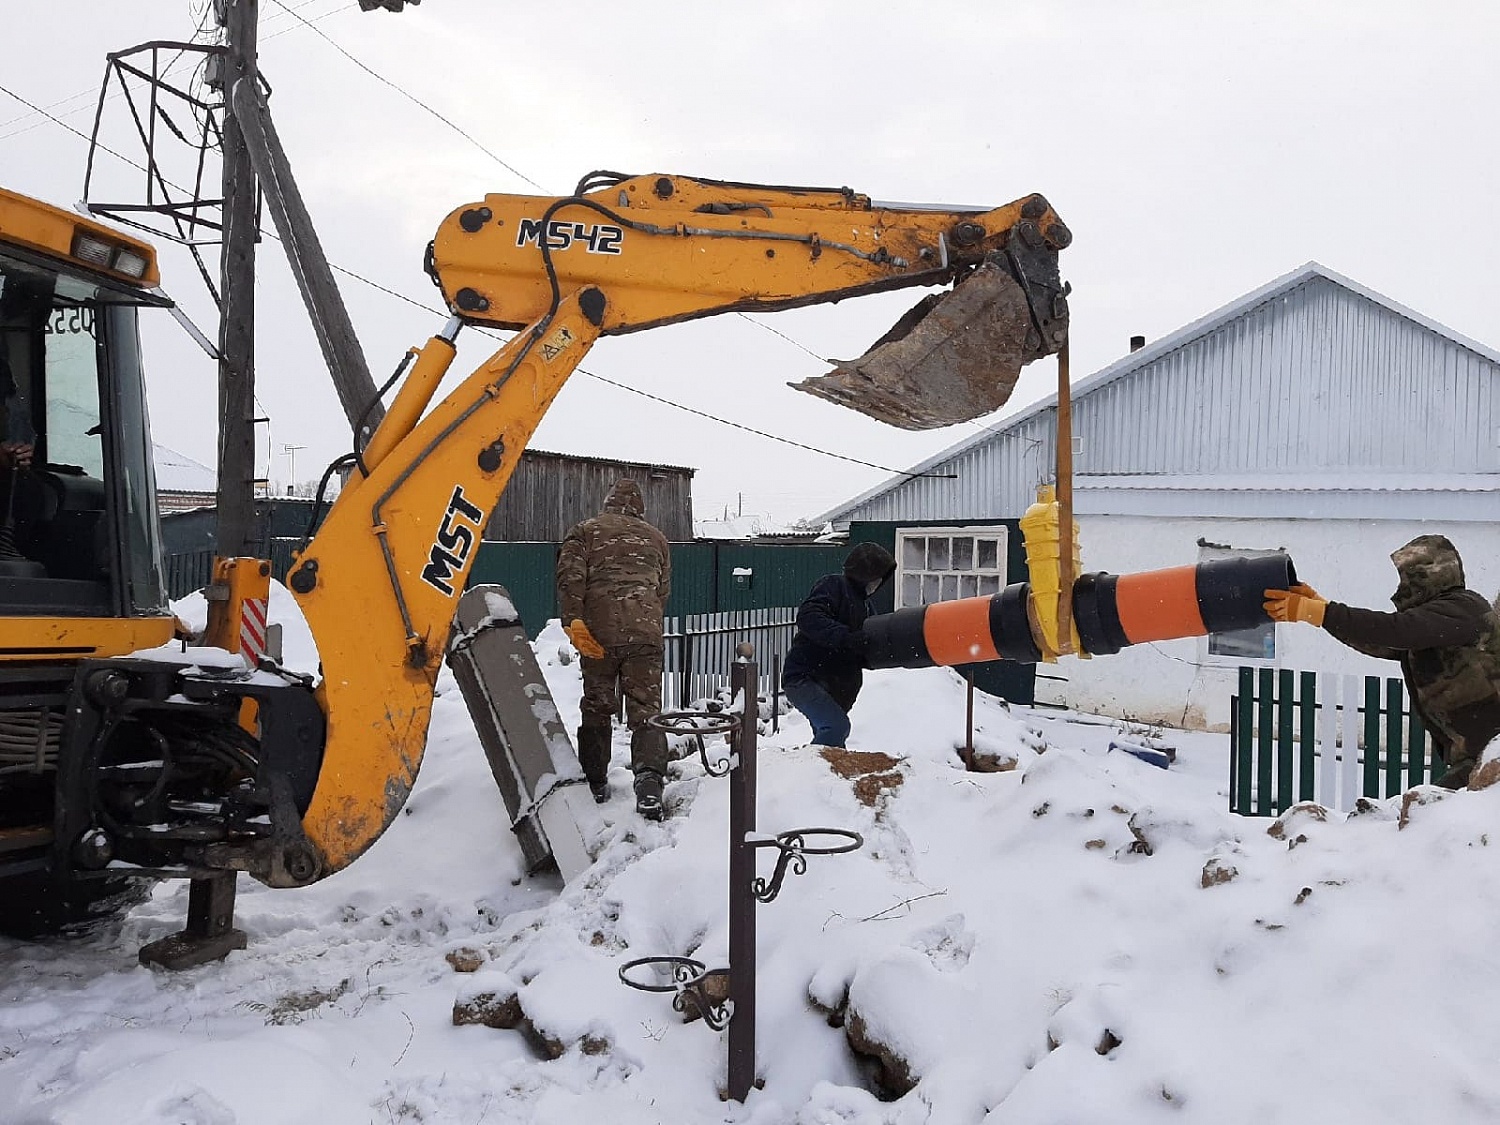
left=844, top=542, right=896, bottom=592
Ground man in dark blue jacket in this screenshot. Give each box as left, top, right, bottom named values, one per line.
left=781, top=542, right=896, bottom=748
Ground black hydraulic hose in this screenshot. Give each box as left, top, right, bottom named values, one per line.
left=297, top=452, right=358, bottom=556
left=573, top=169, right=633, bottom=196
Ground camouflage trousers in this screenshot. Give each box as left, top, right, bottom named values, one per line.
left=580, top=643, right=667, bottom=774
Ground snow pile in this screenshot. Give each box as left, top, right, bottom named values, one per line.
left=4, top=600, right=1500, bottom=1123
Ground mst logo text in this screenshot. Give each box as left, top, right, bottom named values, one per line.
left=421, top=485, right=486, bottom=596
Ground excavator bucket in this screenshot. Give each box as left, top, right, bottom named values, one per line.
left=791, top=255, right=1067, bottom=430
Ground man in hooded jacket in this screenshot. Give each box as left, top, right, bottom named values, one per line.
left=1265, top=534, right=1500, bottom=789
left=557, top=479, right=673, bottom=817
left=781, top=542, right=896, bottom=748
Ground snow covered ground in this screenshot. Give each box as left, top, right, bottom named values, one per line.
left=4, top=596, right=1500, bottom=1124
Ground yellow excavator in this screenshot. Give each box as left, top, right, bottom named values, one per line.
left=0, top=174, right=1070, bottom=951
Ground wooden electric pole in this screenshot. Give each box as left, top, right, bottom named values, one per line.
left=215, top=0, right=261, bottom=559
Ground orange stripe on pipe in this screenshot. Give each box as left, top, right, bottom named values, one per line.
left=1114, top=565, right=1206, bottom=644
left=922, top=595, right=1000, bottom=667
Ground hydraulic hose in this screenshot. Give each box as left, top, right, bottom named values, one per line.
left=864, top=552, right=1297, bottom=670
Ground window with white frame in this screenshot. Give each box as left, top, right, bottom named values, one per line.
left=1200, top=543, right=1277, bottom=660
left=895, top=526, right=1008, bottom=608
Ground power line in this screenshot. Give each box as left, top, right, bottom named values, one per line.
left=263, top=0, right=545, bottom=191
left=0, top=0, right=350, bottom=143
left=1, top=66, right=952, bottom=482
left=572, top=368, right=954, bottom=480
left=260, top=0, right=877, bottom=407
left=305, top=272, right=952, bottom=479
left=734, top=312, right=829, bottom=363
left=0, top=80, right=148, bottom=174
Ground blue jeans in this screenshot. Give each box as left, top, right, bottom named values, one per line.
left=783, top=678, right=852, bottom=748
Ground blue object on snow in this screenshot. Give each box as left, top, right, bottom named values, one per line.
left=1109, top=740, right=1172, bottom=769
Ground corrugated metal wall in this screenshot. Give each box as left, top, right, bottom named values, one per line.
left=835, top=275, right=1500, bottom=522
left=841, top=411, right=1055, bottom=524
left=485, top=451, right=695, bottom=542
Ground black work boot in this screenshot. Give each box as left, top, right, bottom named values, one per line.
left=577, top=722, right=613, bottom=803
left=634, top=770, right=665, bottom=821
left=630, top=726, right=670, bottom=777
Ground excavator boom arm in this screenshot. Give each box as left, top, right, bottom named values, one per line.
left=432, top=174, right=1071, bottom=430
left=432, top=174, right=1070, bottom=335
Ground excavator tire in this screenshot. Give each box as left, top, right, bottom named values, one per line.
left=0, top=871, right=152, bottom=939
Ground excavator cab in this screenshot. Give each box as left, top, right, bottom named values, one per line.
left=0, top=233, right=171, bottom=619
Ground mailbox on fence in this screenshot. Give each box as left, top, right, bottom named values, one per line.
left=1230, top=667, right=1435, bottom=817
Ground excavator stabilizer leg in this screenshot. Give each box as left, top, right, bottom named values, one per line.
left=138, top=873, right=247, bottom=970
left=791, top=232, right=1069, bottom=431
left=448, top=585, right=603, bottom=881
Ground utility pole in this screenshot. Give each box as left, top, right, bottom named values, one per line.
left=214, top=0, right=260, bottom=558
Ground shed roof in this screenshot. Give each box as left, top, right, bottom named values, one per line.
left=522, top=447, right=696, bottom=476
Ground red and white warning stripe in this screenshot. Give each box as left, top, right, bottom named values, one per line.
left=240, top=597, right=269, bottom=665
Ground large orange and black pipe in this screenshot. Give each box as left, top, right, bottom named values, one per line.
left=864, top=552, right=1297, bottom=670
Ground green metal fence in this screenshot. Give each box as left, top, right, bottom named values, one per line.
left=1229, top=666, right=1439, bottom=817
left=165, top=540, right=300, bottom=600
left=164, top=540, right=851, bottom=633
left=463, top=540, right=850, bottom=636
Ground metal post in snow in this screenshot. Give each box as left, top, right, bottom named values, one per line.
left=727, top=644, right=758, bottom=1101
left=964, top=670, right=975, bottom=770
left=771, top=653, right=781, bottom=735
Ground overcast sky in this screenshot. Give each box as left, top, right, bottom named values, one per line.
left=4, top=1, right=1498, bottom=525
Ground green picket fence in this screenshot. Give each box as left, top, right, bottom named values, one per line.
left=1229, top=667, right=1440, bottom=817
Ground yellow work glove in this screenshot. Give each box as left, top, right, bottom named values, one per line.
left=1291, top=581, right=1320, bottom=599
left=1263, top=587, right=1327, bottom=627
left=564, top=619, right=605, bottom=659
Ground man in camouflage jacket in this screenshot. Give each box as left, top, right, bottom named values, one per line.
left=556, top=479, right=673, bottom=817
left=1265, top=534, right=1500, bottom=789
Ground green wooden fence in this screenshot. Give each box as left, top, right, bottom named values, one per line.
left=1229, top=667, right=1440, bottom=817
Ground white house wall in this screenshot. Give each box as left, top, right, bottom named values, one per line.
left=837, top=273, right=1500, bottom=525
left=1039, top=514, right=1500, bottom=731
